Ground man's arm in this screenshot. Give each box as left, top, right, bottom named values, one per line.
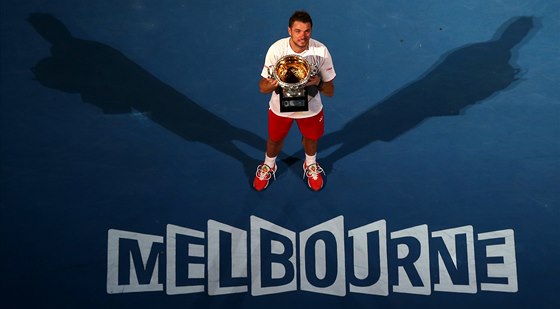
left=319, top=79, right=334, bottom=97
left=308, top=76, right=335, bottom=97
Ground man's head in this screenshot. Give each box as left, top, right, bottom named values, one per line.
left=289, top=11, right=313, bottom=28
left=288, top=11, right=313, bottom=52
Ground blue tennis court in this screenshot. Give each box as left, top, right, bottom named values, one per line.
left=1, top=1, right=559, bottom=308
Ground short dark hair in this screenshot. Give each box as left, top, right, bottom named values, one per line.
left=289, top=11, right=313, bottom=28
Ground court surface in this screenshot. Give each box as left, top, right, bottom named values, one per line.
left=1, top=1, right=559, bottom=308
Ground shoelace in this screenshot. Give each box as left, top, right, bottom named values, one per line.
left=256, top=164, right=275, bottom=180
left=305, top=163, right=324, bottom=180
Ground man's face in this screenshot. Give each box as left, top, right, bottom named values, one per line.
left=288, top=21, right=312, bottom=50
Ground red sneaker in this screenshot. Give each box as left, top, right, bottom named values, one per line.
left=303, top=162, right=325, bottom=191
left=253, top=163, right=277, bottom=191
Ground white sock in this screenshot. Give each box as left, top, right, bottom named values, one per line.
left=264, top=154, right=277, bottom=168
left=305, top=153, right=317, bottom=166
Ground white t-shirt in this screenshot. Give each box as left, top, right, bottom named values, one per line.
left=261, top=38, right=336, bottom=119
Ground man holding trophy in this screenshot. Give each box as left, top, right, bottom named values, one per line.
left=253, top=11, right=336, bottom=191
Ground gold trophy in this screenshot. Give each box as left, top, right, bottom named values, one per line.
left=269, top=55, right=317, bottom=112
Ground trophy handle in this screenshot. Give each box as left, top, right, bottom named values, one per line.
left=310, top=63, right=319, bottom=77
left=267, top=65, right=275, bottom=79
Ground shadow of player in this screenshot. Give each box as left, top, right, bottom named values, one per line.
left=28, top=13, right=265, bottom=179
left=314, top=16, right=536, bottom=173
left=28, top=14, right=537, bottom=184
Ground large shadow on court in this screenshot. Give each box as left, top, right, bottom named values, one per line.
left=29, top=14, right=536, bottom=181
left=28, top=13, right=264, bottom=178
left=316, top=16, right=536, bottom=173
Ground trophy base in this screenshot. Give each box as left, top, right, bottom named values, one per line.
left=279, top=88, right=309, bottom=113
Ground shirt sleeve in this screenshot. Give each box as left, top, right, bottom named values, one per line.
left=319, top=48, right=336, bottom=83
left=261, top=45, right=277, bottom=79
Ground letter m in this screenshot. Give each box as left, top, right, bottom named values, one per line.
left=107, top=229, right=164, bottom=293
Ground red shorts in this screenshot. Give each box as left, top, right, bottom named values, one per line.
left=268, top=109, right=324, bottom=142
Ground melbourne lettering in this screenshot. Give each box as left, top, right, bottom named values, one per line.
left=106, top=216, right=518, bottom=296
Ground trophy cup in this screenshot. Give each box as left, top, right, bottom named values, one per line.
left=268, top=54, right=318, bottom=112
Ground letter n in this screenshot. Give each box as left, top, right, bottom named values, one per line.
left=432, top=226, right=477, bottom=293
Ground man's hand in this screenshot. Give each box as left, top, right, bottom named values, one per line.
left=259, top=77, right=279, bottom=94
left=307, top=76, right=335, bottom=97
left=306, top=75, right=321, bottom=88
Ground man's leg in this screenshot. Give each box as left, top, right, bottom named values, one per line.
left=302, top=136, right=319, bottom=169
left=253, top=110, right=292, bottom=191
left=302, top=137, right=317, bottom=157
left=267, top=138, right=284, bottom=158
left=253, top=139, right=282, bottom=191
left=261, top=138, right=283, bottom=176
left=298, top=111, right=325, bottom=191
